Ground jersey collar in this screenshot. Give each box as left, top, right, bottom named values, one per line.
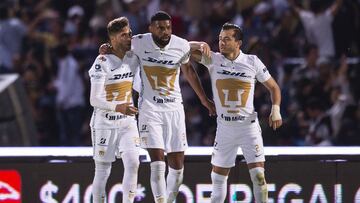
left=222, top=51, right=243, bottom=65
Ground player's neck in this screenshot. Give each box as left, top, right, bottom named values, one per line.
left=224, top=50, right=240, bottom=61
left=113, top=49, right=126, bottom=60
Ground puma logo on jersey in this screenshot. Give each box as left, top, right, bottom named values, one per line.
left=142, top=57, right=176, bottom=65
left=109, top=72, right=134, bottom=80
left=216, top=78, right=251, bottom=111
left=143, top=66, right=177, bottom=96
left=217, top=70, right=252, bottom=78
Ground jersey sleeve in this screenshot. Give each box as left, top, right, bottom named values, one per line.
left=89, top=83, right=117, bottom=111
left=254, top=56, right=271, bottom=83
left=180, top=40, right=191, bottom=64
left=88, top=55, right=108, bottom=84
left=131, top=34, right=143, bottom=56
left=88, top=55, right=117, bottom=111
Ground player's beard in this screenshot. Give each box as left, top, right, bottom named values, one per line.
left=152, top=35, right=170, bottom=47
left=112, top=43, right=131, bottom=56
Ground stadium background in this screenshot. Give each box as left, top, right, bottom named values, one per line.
left=0, top=0, right=360, bottom=202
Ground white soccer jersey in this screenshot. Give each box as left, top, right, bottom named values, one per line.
left=201, top=51, right=271, bottom=126
left=89, top=53, right=140, bottom=128
left=132, top=33, right=190, bottom=111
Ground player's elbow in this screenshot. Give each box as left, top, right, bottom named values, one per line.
left=269, top=84, right=281, bottom=97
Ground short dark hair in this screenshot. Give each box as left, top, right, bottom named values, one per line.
left=150, top=11, right=171, bottom=23
left=221, top=23, right=243, bottom=41
left=107, top=17, right=129, bottom=37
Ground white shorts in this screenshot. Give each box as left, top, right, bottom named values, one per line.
left=211, top=119, right=265, bottom=168
left=91, top=118, right=140, bottom=162
left=138, top=108, right=188, bottom=153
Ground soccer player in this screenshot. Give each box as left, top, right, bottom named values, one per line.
left=99, top=11, right=215, bottom=203
left=89, top=17, right=140, bottom=203
left=190, top=23, right=282, bottom=203
left=133, top=11, right=215, bottom=203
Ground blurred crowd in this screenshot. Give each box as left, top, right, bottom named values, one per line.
left=0, top=0, right=359, bottom=146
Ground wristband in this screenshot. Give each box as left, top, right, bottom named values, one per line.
left=271, top=105, right=282, bottom=121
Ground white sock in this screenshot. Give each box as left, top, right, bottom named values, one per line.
left=166, top=167, right=184, bottom=203
left=249, top=167, right=268, bottom=203
left=150, top=161, right=167, bottom=203
left=210, top=171, right=228, bottom=203
left=121, top=151, right=140, bottom=203
left=92, top=161, right=111, bottom=203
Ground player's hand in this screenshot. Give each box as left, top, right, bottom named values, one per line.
left=269, top=105, right=282, bottom=130
left=99, top=43, right=113, bottom=55
left=201, top=98, right=216, bottom=116
left=115, top=103, right=138, bottom=116
left=199, top=42, right=211, bottom=59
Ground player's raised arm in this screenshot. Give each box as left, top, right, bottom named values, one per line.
left=189, top=41, right=212, bottom=63
left=262, top=77, right=282, bottom=130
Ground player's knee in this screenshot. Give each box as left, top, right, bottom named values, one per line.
left=123, top=153, right=140, bottom=173
left=94, top=161, right=111, bottom=178
left=249, top=167, right=266, bottom=186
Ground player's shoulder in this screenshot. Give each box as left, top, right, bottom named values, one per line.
left=94, top=54, right=111, bottom=63
left=169, top=35, right=190, bottom=53
left=171, top=34, right=188, bottom=43
left=240, top=52, right=259, bottom=66
left=171, top=34, right=189, bottom=46
left=212, top=51, right=222, bottom=58
left=90, top=54, right=111, bottom=72
left=210, top=52, right=225, bottom=63
left=132, top=33, right=152, bottom=51
left=124, top=51, right=140, bottom=63
left=132, top=33, right=151, bottom=43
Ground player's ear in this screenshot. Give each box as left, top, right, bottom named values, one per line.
left=149, top=23, right=153, bottom=33
left=109, top=34, right=115, bottom=43
left=238, top=40, right=242, bottom=48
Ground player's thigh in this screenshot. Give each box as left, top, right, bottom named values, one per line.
left=91, top=128, right=118, bottom=162
left=118, top=119, right=140, bottom=153
left=166, top=109, right=187, bottom=153
left=239, top=119, right=265, bottom=164
left=211, top=124, right=239, bottom=168
left=138, top=111, right=165, bottom=149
